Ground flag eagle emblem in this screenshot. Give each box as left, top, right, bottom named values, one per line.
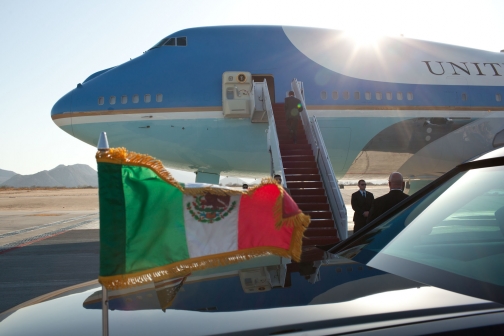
left=186, top=194, right=237, bottom=223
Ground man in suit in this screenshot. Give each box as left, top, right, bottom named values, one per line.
left=284, top=91, right=303, bottom=143
left=367, top=172, right=409, bottom=224
left=273, top=174, right=290, bottom=195
left=351, top=180, right=374, bottom=233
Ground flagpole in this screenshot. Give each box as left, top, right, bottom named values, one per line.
left=97, top=132, right=110, bottom=336
left=102, top=285, right=109, bottom=336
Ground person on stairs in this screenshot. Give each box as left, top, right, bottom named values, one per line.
left=274, top=174, right=290, bottom=195
left=284, top=91, right=304, bottom=143
left=351, top=179, right=374, bottom=233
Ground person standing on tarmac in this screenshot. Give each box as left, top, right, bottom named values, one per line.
left=367, top=172, right=409, bottom=224
left=351, top=180, right=374, bottom=233
left=284, top=91, right=304, bottom=143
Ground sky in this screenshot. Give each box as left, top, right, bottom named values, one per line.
left=1, top=0, right=503, bottom=182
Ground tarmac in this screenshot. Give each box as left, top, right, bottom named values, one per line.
left=0, top=211, right=100, bottom=313
left=0, top=186, right=388, bottom=313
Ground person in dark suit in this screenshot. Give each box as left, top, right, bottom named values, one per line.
left=367, top=172, right=409, bottom=224
left=351, top=179, right=374, bottom=233
left=284, top=91, right=303, bottom=143
left=273, top=174, right=290, bottom=195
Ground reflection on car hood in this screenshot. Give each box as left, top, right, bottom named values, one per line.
left=0, top=283, right=499, bottom=335
left=1, top=249, right=502, bottom=335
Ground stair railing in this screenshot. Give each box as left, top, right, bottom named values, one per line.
left=291, top=79, right=348, bottom=240
left=256, top=79, right=286, bottom=188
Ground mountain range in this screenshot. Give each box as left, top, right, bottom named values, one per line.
left=0, top=164, right=98, bottom=188
left=0, top=169, right=17, bottom=184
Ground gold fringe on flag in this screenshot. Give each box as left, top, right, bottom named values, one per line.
left=99, top=244, right=306, bottom=291
left=96, top=148, right=185, bottom=192
left=97, top=148, right=246, bottom=196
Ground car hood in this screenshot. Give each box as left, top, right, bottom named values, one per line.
left=1, top=251, right=502, bottom=335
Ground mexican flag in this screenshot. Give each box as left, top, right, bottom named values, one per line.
left=97, top=148, right=310, bottom=290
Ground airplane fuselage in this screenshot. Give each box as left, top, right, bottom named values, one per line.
left=51, top=26, right=504, bottom=182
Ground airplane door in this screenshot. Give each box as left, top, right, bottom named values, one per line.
left=252, top=75, right=275, bottom=103
left=253, top=83, right=265, bottom=112
left=222, top=71, right=252, bottom=117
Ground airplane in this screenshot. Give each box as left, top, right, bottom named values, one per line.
left=51, top=25, right=504, bottom=191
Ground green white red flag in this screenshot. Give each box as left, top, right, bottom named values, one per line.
left=97, top=148, right=310, bottom=290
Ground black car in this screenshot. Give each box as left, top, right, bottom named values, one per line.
left=1, top=148, right=504, bottom=335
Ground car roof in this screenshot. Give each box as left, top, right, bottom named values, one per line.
left=468, top=147, right=504, bottom=162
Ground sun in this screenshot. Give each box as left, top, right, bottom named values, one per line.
left=343, top=28, right=384, bottom=47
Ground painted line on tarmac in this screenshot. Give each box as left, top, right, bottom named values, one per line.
left=0, top=217, right=99, bottom=255
left=0, top=231, right=68, bottom=255
left=0, top=213, right=97, bottom=239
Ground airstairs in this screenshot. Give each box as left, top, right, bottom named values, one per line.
left=257, top=79, right=348, bottom=247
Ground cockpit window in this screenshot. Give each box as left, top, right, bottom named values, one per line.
left=151, top=37, right=169, bottom=49
left=177, top=37, right=187, bottom=46
left=165, top=38, right=175, bottom=46
left=149, top=36, right=187, bottom=50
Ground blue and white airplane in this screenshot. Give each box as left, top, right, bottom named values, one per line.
left=51, top=26, right=504, bottom=189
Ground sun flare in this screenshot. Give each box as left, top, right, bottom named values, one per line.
left=343, top=28, right=384, bottom=47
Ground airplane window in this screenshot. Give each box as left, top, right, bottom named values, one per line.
left=386, top=92, right=392, bottom=100
left=321, top=91, right=327, bottom=100
left=496, top=94, right=502, bottom=102
left=164, top=38, right=176, bottom=46
left=376, top=92, right=382, bottom=100
left=150, top=37, right=169, bottom=49
left=98, top=97, right=104, bottom=105
left=462, top=93, right=467, bottom=101
left=343, top=91, right=350, bottom=100
left=150, top=36, right=188, bottom=49
left=144, top=94, right=151, bottom=103
left=365, top=92, right=371, bottom=100
left=121, top=95, right=127, bottom=104
left=397, top=92, right=403, bottom=100
left=354, top=92, right=360, bottom=100
left=177, top=37, right=187, bottom=46
left=332, top=91, right=338, bottom=100
left=132, top=94, right=139, bottom=103
left=109, top=96, right=116, bottom=105
left=407, top=92, right=413, bottom=100
left=156, top=94, right=163, bottom=102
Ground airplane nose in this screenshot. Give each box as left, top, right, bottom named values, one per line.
left=51, top=90, right=74, bottom=135
left=51, top=90, right=73, bottom=117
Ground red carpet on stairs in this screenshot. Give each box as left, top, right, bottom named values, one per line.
left=272, top=103, right=340, bottom=247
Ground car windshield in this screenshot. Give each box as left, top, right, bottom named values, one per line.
left=337, top=165, right=504, bottom=304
